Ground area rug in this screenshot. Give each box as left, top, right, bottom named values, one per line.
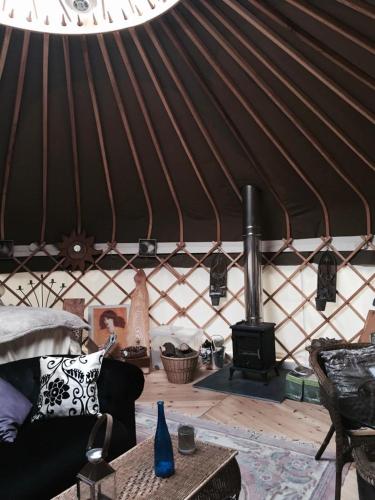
left=136, top=406, right=337, bottom=500
left=193, top=366, right=287, bottom=403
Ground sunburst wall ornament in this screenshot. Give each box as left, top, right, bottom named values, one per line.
left=57, top=230, right=100, bottom=271
left=0, top=0, right=181, bottom=35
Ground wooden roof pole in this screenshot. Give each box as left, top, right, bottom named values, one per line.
left=146, top=24, right=241, bottom=202
left=198, top=1, right=372, bottom=235
left=62, top=37, right=82, bottom=235
left=160, top=19, right=291, bottom=240
left=222, top=0, right=375, bottom=124
left=0, top=27, right=12, bottom=81
left=222, top=0, right=375, bottom=171
left=285, top=0, right=375, bottom=55
left=175, top=8, right=331, bottom=237
left=0, top=31, right=30, bottom=240
left=129, top=28, right=221, bottom=243
left=113, top=31, right=184, bottom=244
left=251, top=0, right=375, bottom=91
left=97, top=33, right=153, bottom=240
left=335, top=0, right=375, bottom=20
left=81, top=36, right=117, bottom=243
left=40, top=33, right=49, bottom=243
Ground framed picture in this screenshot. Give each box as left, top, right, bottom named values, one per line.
left=0, top=240, right=14, bottom=259
left=138, top=238, right=157, bottom=257
left=88, top=304, right=130, bottom=358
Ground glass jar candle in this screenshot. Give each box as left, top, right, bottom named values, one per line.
left=178, top=425, right=196, bottom=455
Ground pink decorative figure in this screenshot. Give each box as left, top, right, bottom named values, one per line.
left=126, top=269, right=150, bottom=353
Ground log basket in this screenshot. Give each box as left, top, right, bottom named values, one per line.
left=160, top=350, right=199, bottom=384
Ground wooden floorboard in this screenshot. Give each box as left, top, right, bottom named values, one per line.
left=138, top=369, right=359, bottom=499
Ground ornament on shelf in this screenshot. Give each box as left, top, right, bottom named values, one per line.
left=138, top=239, right=157, bottom=257
left=57, top=230, right=100, bottom=272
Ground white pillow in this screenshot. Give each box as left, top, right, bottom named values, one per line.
left=31, top=350, right=104, bottom=421
left=0, top=306, right=88, bottom=343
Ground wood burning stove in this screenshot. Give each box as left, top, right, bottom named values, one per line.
left=230, top=186, right=278, bottom=382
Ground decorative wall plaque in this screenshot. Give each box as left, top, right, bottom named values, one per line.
left=0, top=240, right=14, bottom=259
left=138, top=239, right=157, bottom=258
left=315, top=251, right=337, bottom=311
left=57, top=230, right=100, bottom=271
left=209, top=252, right=227, bottom=306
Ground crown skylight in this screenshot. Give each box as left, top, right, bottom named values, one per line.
left=0, top=0, right=181, bottom=34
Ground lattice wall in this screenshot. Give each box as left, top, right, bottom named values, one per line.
left=1, top=237, right=374, bottom=365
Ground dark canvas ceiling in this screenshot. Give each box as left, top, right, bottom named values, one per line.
left=0, top=0, right=374, bottom=245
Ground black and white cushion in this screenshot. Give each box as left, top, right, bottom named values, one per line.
left=32, top=350, right=104, bottom=421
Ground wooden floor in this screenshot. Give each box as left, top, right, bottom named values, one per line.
left=138, top=368, right=359, bottom=500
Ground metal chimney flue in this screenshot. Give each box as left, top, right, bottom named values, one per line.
left=229, top=185, right=277, bottom=383
left=242, top=185, right=263, bottom=325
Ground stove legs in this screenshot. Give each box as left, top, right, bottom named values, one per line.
left=228, top=364, right=279, bottom=383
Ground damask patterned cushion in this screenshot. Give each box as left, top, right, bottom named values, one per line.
left=31, top=351, right=104, bottom=422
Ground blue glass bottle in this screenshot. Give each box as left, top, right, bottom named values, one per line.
left=154, top=400, right=175, bottom=478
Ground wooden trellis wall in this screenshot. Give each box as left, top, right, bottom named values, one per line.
left=1, top=236, right=374, bottom=365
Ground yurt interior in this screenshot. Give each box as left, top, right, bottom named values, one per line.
left=0, top=1, right=374, bottom=499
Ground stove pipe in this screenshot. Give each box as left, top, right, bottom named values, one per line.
left=242, top=185, right=263, bottom=325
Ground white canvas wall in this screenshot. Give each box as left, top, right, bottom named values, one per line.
left=1, top=261, right=373, bottom=366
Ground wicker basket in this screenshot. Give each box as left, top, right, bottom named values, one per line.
left=160, top=351, right=198, bottom=384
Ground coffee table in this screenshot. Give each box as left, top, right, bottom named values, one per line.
left=53, top=436, right=241, bottom=500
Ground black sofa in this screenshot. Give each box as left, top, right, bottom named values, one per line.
left=0, top=356, right=144, bottom=500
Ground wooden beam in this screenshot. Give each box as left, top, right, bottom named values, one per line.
left=160, top=18, right=292, bottom=240
left=285, top=0, right=375, bottom=55
left=129, top=28, right=222, bottom=243
left=199, top=0, right=371, bottom=235
left=176, top=7, right=331, bottom=237
left=146, top=23, right=241, bottom=202
left=113, top=31, right=185, bottom=243
left=62, top=36, right=82, bottom=234
left=223, top=0, right=375, bottom=170
left=97, top=33, right=153, bottom=240
left=335, top=0, right=375, bottom=20
left=252, top=0, right=375, bottom=92
left=40, top=33, right=49, bottom=243
left=0, top=31, right=30, bottom=240
left=0, top=26, right=11, bottom=81
left=81, top=36, right=117, bottom=243
left=222, top=0, right=375, bottom=125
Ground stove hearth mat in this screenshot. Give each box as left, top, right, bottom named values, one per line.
left=193, top=366, right=287, bottom=403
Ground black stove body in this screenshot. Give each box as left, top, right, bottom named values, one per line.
left=230, top=321, right=277, bottom=382
left=230, top=186, right=277, bottom=382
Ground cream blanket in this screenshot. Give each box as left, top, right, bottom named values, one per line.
left=0, top=306, right=88, bottom=364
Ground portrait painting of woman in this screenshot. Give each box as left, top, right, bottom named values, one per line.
left=89, top=305, right=129, bottom=358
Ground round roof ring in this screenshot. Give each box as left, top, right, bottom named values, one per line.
left=0, top=0, right=181, bottom=35
left=71, top=0, right=95, bottom=14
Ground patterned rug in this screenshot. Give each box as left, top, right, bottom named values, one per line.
left=136, top=406, right=337, bottom=500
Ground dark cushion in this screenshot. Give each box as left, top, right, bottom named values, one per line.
left=321, top=346, right=375, bottom=428
left=0, top=415, right=132, bottom=500
left=321, top=345, right=375, bottom=397
left=0, top=377, right=32, bottom=442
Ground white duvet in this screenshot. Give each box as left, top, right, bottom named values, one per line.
left=0, top=306, right=89, bottom=364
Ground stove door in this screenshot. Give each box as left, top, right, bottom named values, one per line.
left=233, top=332, right=263, bottom=370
